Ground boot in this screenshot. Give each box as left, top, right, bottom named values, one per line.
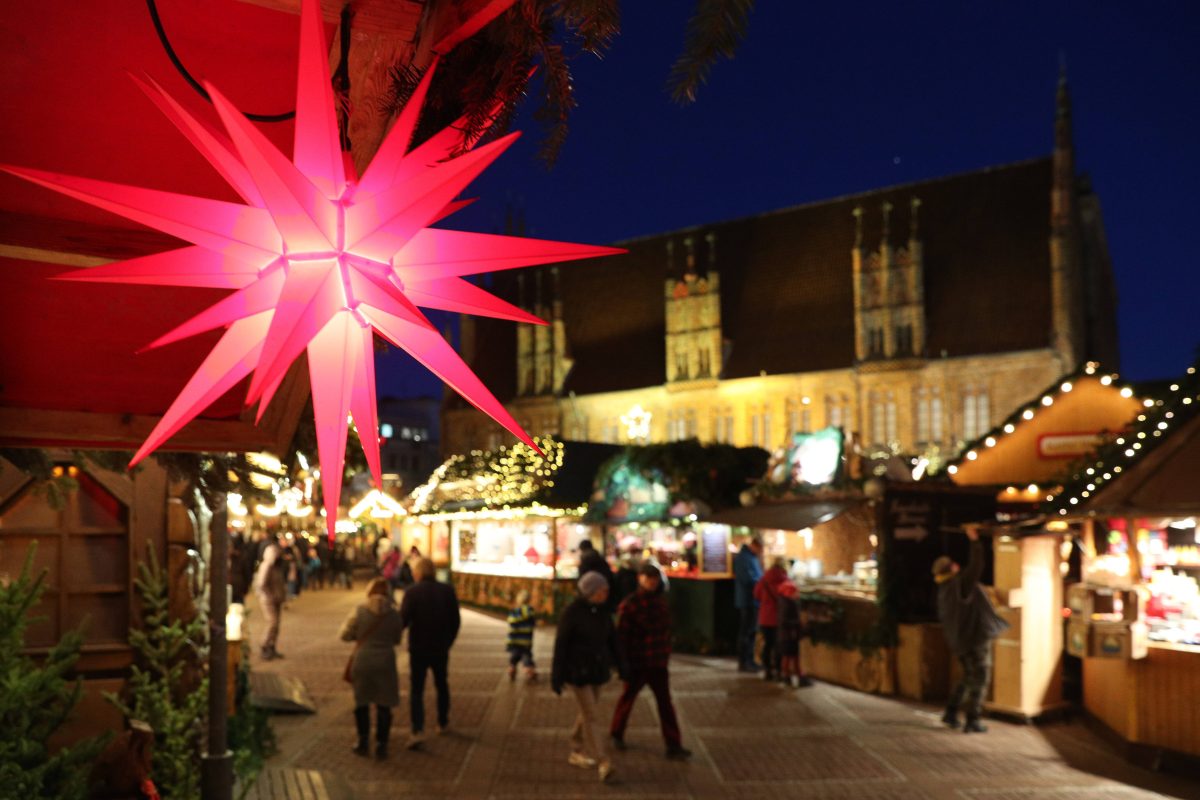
left=524, top=666, right=538, bottom=682
left=941, top=706, right=960, bottom=729
left=352, top=706, right=370, bottom=756
left=963, top=716, right=988, bottom=733
left=507, top=665, right=517, bottom=681
left=376, top=706, right=393, bottom=758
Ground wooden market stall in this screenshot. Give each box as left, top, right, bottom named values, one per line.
left=586, top=441, right=770, bottom=654
left=408, top=439, right=619, bottom=619
left=947, top=363, right=1148, bottom=720
left=1045, top=363, right=1200, bottom=762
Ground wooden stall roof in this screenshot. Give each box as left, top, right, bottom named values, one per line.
left=950, top=370, right=1144, bottom=487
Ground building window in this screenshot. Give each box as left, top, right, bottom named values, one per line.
left=962, top=387, right=990, bottom=441
left=713, top=407, right=735, bottom=444
left=869, top=392, right=896, bottom=446
left=749, top=406, right=772, bottom=449
left=915, top=387, right=943, bottom=444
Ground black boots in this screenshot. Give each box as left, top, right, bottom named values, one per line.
left=376, top=706, right=393, bottom=759
left=353, top=706, right=371, bottom=756
left=941, top=706, right=960, bottom=729
left=963, top=717, right=988, bottom=733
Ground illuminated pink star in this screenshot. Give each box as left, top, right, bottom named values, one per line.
left=2, top=0, right=621, bottom=537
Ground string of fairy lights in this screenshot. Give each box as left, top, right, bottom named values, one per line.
left=1044, top=363, right=1199, bottom=516
left=409, top=436, right=567, bottom=514
left=944, top=362, right=1149, bottom=478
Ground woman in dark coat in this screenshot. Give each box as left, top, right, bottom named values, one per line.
left=339, top=578, right=404, bottom=759
left=552, top=571, right=618, bottom=783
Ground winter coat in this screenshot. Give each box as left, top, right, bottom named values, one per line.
left=399, top=577, right=461, bottom=655
left=339, top=594, right=404, bottom=707
left=552, top=596, right=617, bottom=692
left=733, top=545, right=764, bottom=609
left=253, top=542, right=286, bottom=604
left=616, top=588, right=672, bottom=673
left=937, top=540, right=1009, bottom=655
left=754, top=565, right=789, bottom=627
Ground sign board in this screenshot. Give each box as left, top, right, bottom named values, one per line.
left=786, top=426, right=844, bottom=487
left=1037, top=432, right=1106, bottom=460
left=700, top=524, right=731, bottom=574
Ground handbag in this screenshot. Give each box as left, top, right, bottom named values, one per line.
left=343, top=611, right=388, bottom=684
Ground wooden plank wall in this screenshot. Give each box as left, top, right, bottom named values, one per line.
left=1084, top=645, right=1200, bottom=757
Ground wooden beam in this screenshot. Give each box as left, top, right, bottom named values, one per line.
left=0, top=407, right=276, bottom=453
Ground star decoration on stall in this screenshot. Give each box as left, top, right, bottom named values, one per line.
left=2, top=0, right=622, bottom=537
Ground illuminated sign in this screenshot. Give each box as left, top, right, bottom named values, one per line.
left=786, top=426, right=844, bottom=487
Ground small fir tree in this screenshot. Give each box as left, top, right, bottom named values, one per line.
left=0, top=544, right=109, bottom=799
left=106, top=545, right=207, bottom=799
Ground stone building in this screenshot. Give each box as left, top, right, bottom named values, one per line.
left=443, top=75, right=1119, bottom=463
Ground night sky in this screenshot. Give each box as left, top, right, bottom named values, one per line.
left=376, top=0, right=1200, bottom=399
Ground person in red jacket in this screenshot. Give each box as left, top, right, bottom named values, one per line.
left=609, top=563, right=691, bottom=760
left=753, top=557, right=789, bottom=681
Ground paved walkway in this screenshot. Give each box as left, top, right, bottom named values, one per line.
left=246, top=584, right=1199, bottom=800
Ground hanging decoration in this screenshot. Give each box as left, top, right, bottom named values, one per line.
left=2, top=0, right=621, bottom=537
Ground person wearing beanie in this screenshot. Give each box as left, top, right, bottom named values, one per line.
left=935, top=528, right=1008, bottom=733
left=610, top=562, right=691, bottom=759
left=552, top=571, right=618, bottom=782
left=339, top=578, right=404, bottom=759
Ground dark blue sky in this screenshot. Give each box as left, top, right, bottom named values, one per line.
left=376, top=0, right=1200, bottom=398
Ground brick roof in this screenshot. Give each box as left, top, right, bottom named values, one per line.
left=463, top=157, right=1054, bottom=403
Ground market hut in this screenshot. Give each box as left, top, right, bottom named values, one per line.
left=945, top=363, right=1149, bottom=719
left=1044, top=362, right=1200, bottom=763
left=407, top=438, right=619, bottom=618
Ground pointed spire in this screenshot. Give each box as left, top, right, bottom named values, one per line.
left=1056, top=55, right=1072, bottom=152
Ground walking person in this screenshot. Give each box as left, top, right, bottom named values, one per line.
left=506, top=589, right=538, bottom=682
left=552, top=571, right=617, bottom=783
left=933, top=528, right=1008, bottom=733
left=733, top=536, right=764, bottom=671
left=754, top=557, right=789, bottom=681
left=610, top=563, right=691, bottom=760
left=253, top=533, right=286, bottom=660
left=399, top=557, right=460, bottom=749
left=339, top=578, right=404, bottom=759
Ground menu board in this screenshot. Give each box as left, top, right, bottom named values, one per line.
left=701, top=525, right=731, bottom=574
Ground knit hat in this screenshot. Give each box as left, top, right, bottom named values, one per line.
left=577, top=570, right=609, bottom=598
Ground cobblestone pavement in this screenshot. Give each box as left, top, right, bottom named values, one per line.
left=247, top=584, right=1200, bottom=800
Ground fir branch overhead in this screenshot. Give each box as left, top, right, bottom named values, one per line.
left=382, top=0, right=753, bottom=164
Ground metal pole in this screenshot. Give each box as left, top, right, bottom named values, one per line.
left=202, top=495, right=233, bottom=799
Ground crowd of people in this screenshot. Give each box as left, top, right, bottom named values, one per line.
left=247, top=526, right=1005, bottom=773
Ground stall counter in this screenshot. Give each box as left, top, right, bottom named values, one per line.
left=1082, top=641, right=1200, bottom=759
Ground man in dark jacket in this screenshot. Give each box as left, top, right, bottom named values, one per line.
left=552, top=571, right=617, bottom=782
left=933, top=528, right=1008, bottom=733
left=733, top=536, right=764, bottom=671
left=610, top=563, right=690, bottom=759
left=399, top=557, right=461, bottom=748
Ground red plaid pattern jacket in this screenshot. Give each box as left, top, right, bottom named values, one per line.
left=617, top=589, right=672, bottom=672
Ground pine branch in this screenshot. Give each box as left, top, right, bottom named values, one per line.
left=668, top=0, right=756, bottom=104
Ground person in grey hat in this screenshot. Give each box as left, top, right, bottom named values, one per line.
left=552, top=571, right=618, bottom=782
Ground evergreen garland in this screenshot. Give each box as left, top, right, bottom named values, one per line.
left=0, top=544, right=110, bottom=800
left=105, top=545, right=207, bottom=800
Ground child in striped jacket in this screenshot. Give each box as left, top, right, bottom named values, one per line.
left=506, top=590, right=538, bottom=681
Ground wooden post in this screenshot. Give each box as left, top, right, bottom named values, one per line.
left=201, top=497, right=233, bottom=799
